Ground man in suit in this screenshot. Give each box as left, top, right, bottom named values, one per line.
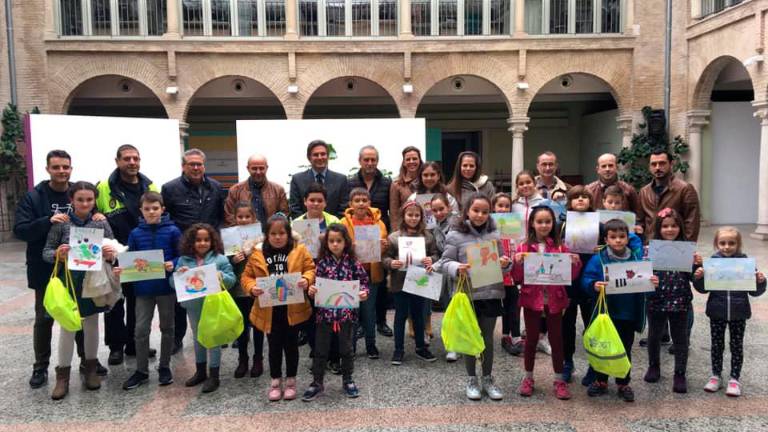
left=289, top=140, right=350, bottom=219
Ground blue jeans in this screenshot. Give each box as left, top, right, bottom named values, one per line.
left=184, top=297, right=221, bottom=368
left=394, top=291, right=426, bottom=352
left=358, top=282, right=379, bottom=349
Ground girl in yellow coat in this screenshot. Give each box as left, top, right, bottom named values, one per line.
left=242, top=213, right=315, bottom=402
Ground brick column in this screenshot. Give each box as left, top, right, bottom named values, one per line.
left=686, top=110, right=709, bottom=202
left=285, top=0, right=299, bottom=40
left=508, top=116, right=529, bottom=177
left=752, top=102, right=768, bottom=240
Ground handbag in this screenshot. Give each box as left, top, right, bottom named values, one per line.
left=440, top=274, right=485, bottom=357
left=197, top=279, right=244, bottom=349
left=582, top=286, right=631, bottom=378
left=43, top=258, right=82, bottom=332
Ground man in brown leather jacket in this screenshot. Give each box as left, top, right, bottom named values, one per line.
left=224, top=154, right=289, bottom=226
left=585, top=153, right=641, bottom=213
left=637, top=150, right=701, bottom=242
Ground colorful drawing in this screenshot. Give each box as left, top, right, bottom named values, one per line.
left=293, top=219, right=321, bottom=258
left=604, top=261, right=654, bottom=294
left=466, top=240, right=503, bottom=288
left=598, top=210, right=636, bottom=228
left=398, top=236, right=426, bottom=271
left=68, top=227, right=104, bottom=271
left=315, top=277, right=360, bottom=309
left=648, top=240, right=697, bottom=272
left=173, top=263, right=221, bottom=302
left=222, top=223, right=263, bottom=256
left=703, top=258, right=757, bottom=292
left=491, top=213, right=525, bottom=241
left=118, top=250, right=166, bottom=283
left=354, top=225, right=381, bottom=264
left=257, top=273, right=306, bottom=307
left=523, top=253, right=572, bottom=286
left=403, top=266, right=443, bottom=301
left=414, top=194, right=437, bottom=229
left=564, top=211, right=600, bottom=254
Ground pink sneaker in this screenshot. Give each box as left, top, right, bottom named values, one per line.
left=268, top=378, right=282, bottom=401
left=519, top=377, right=534, bottom=397
left=554, top=379, right=571, bottom=400
left=283, top=377, right=297, bottom=400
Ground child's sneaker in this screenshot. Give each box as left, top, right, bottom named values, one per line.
left=581, top=366, right=596, bottom=387
left=617, top=385, right=635, bottom=402
left=466, top=376, right=481, bottom=400
left=268, top=378, right=282, bottom=401
left=672, top=374, right=687, bottom=394
left=704, top=375, right=721, bottom=393
left=536, top=338, right=552, bottom=355
left=587, top=381, right=608, bottom=397
left=415, top=348, right=437, bottom=362
left=644, top=365, right=660, bottom=383
left=122, top=371, right=149, bottom=390
left=554, top=379, right=571, bottom=400
left=283, top=377, right=297, bottom=400
left=301, top=382, right=323, bottom=402
left=391, top=351, right=404, bottom=366
left=518, top=377, right=535, bottom=397
left=343, top=379, right=360, bottom=398
left=481, top=375, right=504, bottom=400
left=158, top=367, right=173, bottom=386
left=445, top=352, right=459, bottom=362
left=562, top=360, right=574, bottom=383
left=725, top=378, right=741, bottom=397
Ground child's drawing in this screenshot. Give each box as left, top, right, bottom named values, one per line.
left=354, top=225, right=381, bottom=264
left=315, top=277, right=360, bottom=309
left=257, top=273, right=305, bottom=307
left=491, top=213, right=525, bottom=241
left=293, top=219, right=321, bottom=258
left=523, top=253, right=572, bottom=286
left=704, top=258, right=757, bottom=291
left=604, top=261, right=654, bottom=294
left=403, top=266, right=442, bottom=301
left=118, top=250, right=166, bottom=283
left=173, top=263, right=221, bottom=302
left=466, top=240, right=503, bottom=288
left=564, top=211, right=600, bottom=254
left=68, top=227, right=104, bottom=271
left=648, top=240, right=697, bottom=272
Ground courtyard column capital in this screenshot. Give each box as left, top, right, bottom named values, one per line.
left=686, top=110, right=710, bottom=132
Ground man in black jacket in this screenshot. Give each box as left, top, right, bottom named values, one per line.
left=14, top=150, right=91, bottom=388
left=289, top=140, right=350, bottom=219
left=347, top=145, right=394, bottom=337
left=161, top=148, right=224, bottom=352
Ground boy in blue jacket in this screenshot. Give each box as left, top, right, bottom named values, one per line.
left=117, top=192, right=181, bottom=390
left=580, top=219, right=657, bottom=403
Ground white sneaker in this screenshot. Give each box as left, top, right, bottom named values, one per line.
left=466, top=376, right=482, bottom=400
left=703, top=375, right=721, bottom=393
left=725, top=378, right=741, bottom=397
left=482, top=375, right=504, bottom=400
left=446, top=352, right=459, bottom=362
left=536, top=338, right=552, bottom=356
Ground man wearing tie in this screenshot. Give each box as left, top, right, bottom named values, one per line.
left=289, top=140, right=350, bottom=219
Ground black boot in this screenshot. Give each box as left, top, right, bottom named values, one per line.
left=185, top=362, right=207, bottom=387
left=234, top=356, right=248, bottom=379
left=202, top=367, right=220, bottom=393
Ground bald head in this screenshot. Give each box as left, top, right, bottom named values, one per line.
left=596, top=153, right=618, bottom=184
left=246, top=154, right=269, bottom=184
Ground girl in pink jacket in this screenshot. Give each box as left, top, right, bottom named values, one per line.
left=512, top=205, right=581, bottom=400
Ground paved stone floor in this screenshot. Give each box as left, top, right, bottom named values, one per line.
left=1, top=225, right=768, bottom=432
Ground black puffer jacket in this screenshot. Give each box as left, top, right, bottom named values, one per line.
left=161, top=175, right=225, bottom=233
left=347, top=169, right=392, bottom=229
left=693, top=252, right=766, bottom=321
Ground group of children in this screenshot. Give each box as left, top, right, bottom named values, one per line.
left=41, top=175, right=766, bottom=404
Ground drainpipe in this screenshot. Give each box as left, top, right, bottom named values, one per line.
left=4, top=0, right=16, bottom=105
left=663, top=0, right=671, bottom=130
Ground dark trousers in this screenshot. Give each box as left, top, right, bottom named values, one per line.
left=710, top=319, right=746, bottom=380
left=306, top=304, right=340, bottom=362
left=104, top=283, right=136, bottom=352
left=660, top=308, right=694, bottom=343
left=501, top=285, right=520, bottom=338
left=523, top=307, right=564, bottom=374
left=562, top=298, right=594, bottom=363
left=393, top=291, right=426, bottom=352
left=595, top=319, right=635, bottom=385
left=234, top=296, right=264, bottom=360
left=376, top=277, right=389, bottom=326
left=267, top=306, right=300, bottom=379
left=648, top=310, right=689, bottom=375
left=174, top=303, right=187, bottom=344
left=312, top=320, right=355, bottom=383
left=465, top=314, right=497, bottom=376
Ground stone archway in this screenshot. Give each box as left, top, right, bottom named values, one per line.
left=302, top=76, right=400, bottom=119
left=64, top=74, right=168, bottom=118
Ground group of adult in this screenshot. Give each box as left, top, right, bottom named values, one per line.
left=14, top=138, right=700, bottom=389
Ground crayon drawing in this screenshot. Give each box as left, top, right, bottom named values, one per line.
left=398, top=236, right=426, bottom=271
left=414, top=194, right=436, bottom=229
left=173, top=263, right=221, bottom=302
left=118, top=250, right=166, bottom=283
left=523, top=253, right=572, bottom=286
left=648, top=240, right=697, bottom=272
left=293, top=219, right=321, bottom=258
left=68, top=227, right=104, bottom=271
left=491, top=213, right=525, bottom=241
left=704, top=258, right=756, bottom=292
left=222, top=224, right=263, bottom=256
left=403, top=266, right=442, bottom=301
left=598, top=210, right=636, bottom=228
left=315, top=277, right=360, bottom=309
left=564, top=211, right=600, bottom=254
left=604, top=261, right=654, bottom=294
left=466, top=240, right=503, bottom=288
left=354, top=225, right=381, bottom=264
left=257, top=273, right=305, bottom=307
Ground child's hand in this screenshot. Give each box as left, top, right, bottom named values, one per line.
left=298, top=278, right=309, bottom=290
left=102, top=244, right=116, bottom=261
left=308, top=285, right=317, bottom=297
left=694, top=267, right=704, bottom=280
left=634, top=225, right=644, bottom=235
left=757, top=271, right=766, bottom=284
left=50, top=213, right=70, bottom=224
left=176, top=266, right=189, bottom=274
left=693, top=253, right=703, bottom=266
left=233, top=251, right=246, bottom=264
left=359, top=290, right=369, bottom=301
left=570, top=254, right=581, bottom=265
left=92, top=212, right=107, bottom=222
left=594, top=281, right=607, bottom=292
left=593, top=246, right=601, bottom=253
left=250, top=286, right=264, bottom=297
left=421, top=257, right=433, bottom=267
left=380, top=238, right=389, bottom=250
left=113, top=267, right=123, bottom=277
left=499, top=255, right=510, bottom=267
left=457, top=263, right=471, bottom=275
left=164, top=261, right=174, bottom=272
left=514, top=252, right=525, bottom=264
left=390, top=260, right=403, bottom=270
left=650, top=275, right=659, bottom=288
left=56, top=244, right=70, bottom=260
left=425, top=265, right=433, bottom=274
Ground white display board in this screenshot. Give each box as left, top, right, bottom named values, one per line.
left=28, top=114, right=181, bottom=187
left=236, top=119, right=426, bottom=189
